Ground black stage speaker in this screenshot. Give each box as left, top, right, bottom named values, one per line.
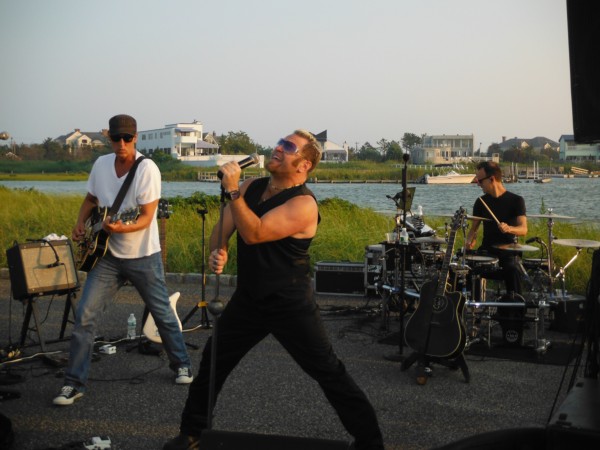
left=567, top=1, right=600, bottom=143
left=6, top=240, right=79, bottom=300
left=314, top=261, right=364, bottom=296
left=199, top=430, right=349, bottom=450
left=547, top=378, right=600, bottom=448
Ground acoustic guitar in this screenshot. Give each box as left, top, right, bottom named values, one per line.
left=404, top=207, right=467, bottom=359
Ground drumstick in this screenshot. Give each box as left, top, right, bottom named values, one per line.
left=477, top=197, right=500, bottom=225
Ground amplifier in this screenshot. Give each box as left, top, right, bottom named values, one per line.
left=314, top=261, right=364, bottom=296
left=6, top=240, right=80, bottom=300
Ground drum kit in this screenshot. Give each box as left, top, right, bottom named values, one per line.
left=370, top=202, right=600, bottom=354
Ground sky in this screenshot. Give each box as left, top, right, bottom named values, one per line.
left=0, top=0, right=573, bottom=151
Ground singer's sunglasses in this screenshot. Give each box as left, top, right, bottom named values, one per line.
left=276, top=138, right=299, bottom=155
left=110, top=134, right=135, bottom=143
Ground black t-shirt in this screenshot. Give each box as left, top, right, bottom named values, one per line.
left=472, top=190, right=526, bottom=250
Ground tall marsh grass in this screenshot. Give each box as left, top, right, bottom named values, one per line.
left=1, top=186, right=597, bottom=295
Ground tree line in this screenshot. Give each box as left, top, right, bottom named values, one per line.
left=0, top=130, right=561, bottom=166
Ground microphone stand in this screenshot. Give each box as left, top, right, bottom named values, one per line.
left=397, top=153, right=410, bottom=358
left=181, top=207, right=211, bottom=329
left=206, top=186, right=227, bottom=430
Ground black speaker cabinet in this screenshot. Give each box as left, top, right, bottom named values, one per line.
left=199, top=430, right=349, bottom=450
left=567, top=1, right=600, bottom=143
left=314, top=261, right=364, bottom=296
left=547, top=378, right=600, bottom=449
left=6, top=240, right=79, bottom=300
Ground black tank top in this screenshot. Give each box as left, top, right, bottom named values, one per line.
left=236, top=177, right=318, bottom=296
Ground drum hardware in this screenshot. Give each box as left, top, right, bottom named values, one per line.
left=528, top=208, right=575, bottom=296
left=552, top=238, right=600, bottom=300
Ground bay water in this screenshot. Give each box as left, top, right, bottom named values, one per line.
left=2, top=177, right=599, bottom=222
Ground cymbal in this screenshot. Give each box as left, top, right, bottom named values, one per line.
left=412, top=236, right=446, bottom=244
left=494, top=243, right=539, bottom=252
left=552, top=238, right=600, bottom=248
left=439, top=214, right=491, bottom=221
left=528, top=213, right=574, bottom=219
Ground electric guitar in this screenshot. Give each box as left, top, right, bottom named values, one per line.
left=404, top=207, right=467, bottom=359
left=77, top=206, right=141, bottom=272
left=142, top=199, right=182, bottom=344
left=143, top=291, right=182, bottom=343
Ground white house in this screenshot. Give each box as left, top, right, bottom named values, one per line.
left=54, top=129, right=106, bottom=149
left=312, top=130, right=349, bottom=162
left=136, top=121, right=218, bottom=158
left=411, top=134, right=475, bottom=164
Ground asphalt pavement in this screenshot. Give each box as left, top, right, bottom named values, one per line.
left=0, top=268, right=589, bottom=450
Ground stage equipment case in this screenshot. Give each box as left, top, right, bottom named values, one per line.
left=314, top=261, right=364, bottom=296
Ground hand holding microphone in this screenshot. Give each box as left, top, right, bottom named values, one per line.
left=217, top=153, right=260, bottom=179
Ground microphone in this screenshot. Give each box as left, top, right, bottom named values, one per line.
left=525, top=237, right=539, bottom=244
left=217, top=153, right=260, bottom=179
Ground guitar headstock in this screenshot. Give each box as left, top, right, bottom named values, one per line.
left=450, top=207, right=467, bottom=231
left=158, top=198, right=172, bottom=219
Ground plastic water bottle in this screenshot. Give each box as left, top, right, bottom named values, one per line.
left=400, top=228, right=409, bottom=245
left=127, top=313, right=137, bottom=340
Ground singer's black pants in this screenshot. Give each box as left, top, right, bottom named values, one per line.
left=179, top=282, right=384, bottom=450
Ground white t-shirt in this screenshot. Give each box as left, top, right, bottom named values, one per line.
left=86, top=151, right=161, bottom=259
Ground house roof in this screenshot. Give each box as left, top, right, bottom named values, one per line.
left=498, top=136, right=558, bottom=149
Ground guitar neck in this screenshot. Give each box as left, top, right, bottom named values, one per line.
left=159, top=217, right=167, bottom=275
left=436, top=228, right=458, bottom=297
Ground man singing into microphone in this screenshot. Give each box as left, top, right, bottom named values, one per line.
left=164, top=130, right=384, bottom=450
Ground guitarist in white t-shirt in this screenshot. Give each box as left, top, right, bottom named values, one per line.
left=53, top=114, right=193, bottom=407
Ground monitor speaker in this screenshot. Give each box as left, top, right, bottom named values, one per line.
left=199, top=430, right=349, bottom=449
left=6, top=240, right=79, bottom=300
left=567, top=1, right=600, bottom=143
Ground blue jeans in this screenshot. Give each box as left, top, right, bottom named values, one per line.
left=64, top=251, right=191, bottom=390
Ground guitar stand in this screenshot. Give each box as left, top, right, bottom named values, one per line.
left=400, top=351, right=470, bottom=385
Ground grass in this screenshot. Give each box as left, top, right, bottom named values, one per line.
left=1, top=186, right=596, bottom=295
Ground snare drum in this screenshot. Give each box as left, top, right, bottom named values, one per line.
left=464, top=255, right=499, bottom=274
left=522, top=258, right=549, bottom=271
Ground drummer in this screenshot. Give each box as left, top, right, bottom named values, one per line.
left=465, top=161, right=528, bottom=297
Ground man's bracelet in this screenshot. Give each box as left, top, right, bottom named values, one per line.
left=224, top=189, right=241, bottom=201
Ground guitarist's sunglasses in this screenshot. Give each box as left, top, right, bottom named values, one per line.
left=110, top=133, right=135, bottom=143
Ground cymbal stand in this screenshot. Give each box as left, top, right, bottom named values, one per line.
left=554, top=247, right=583, bottom=298
left=542, top=210, right=557, bottom=297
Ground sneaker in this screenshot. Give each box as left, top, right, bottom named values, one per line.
left=163, top=433, right=201, bottom=450
left=175, top=367, right=193, bottom=384
left=53, top=385, right=83, bottom=406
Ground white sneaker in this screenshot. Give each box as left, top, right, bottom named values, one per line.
left=53, top=385, right=83, bottom=406
left=175, top=367, right=193, bottom=384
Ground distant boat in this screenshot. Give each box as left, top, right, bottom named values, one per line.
left=532, top=161, right=551, bottom=184
left=421, top=171, right=475, bottom=184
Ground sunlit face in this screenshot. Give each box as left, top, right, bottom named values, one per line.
left=267, top=133, right=308, bottom=173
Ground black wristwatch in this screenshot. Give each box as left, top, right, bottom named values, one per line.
left=225, top=189, right=241, bottom=201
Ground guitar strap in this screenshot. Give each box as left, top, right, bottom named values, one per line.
left=108, top=156, right=146, bottom=216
